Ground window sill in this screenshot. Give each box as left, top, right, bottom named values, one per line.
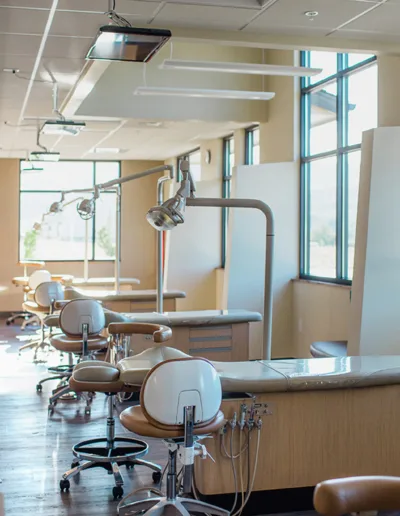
left=292, top=278, right=351, bottom=289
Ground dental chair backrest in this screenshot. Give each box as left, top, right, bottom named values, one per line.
left=28, top=269, right=51, bottom=291
left=141, top=358, right=222, bottom=427
left=60, top=298, right=105, bottom=338
left=35, top=281, right=64, bottom=311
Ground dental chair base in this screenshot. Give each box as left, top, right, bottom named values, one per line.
left=60, top=389, right=161, bottom=499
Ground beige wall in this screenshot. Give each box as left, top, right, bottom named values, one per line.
left=0, top=158, right=163, bottom=311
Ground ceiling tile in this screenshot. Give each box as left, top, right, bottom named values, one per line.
left=244, top=0, right=378, bottom=31
left=0, top=6, right=49, bottom=34
left=0, top=0, right=52, bottom=8
left=152, top=3, right=260, bottom=29
left=42, top=36, right=92, bottom=59
left=0, top=34, right=41, bottom=57
left=333, top=27, right=400, bottom=42
left=57, top=0, right=160, bottom=16
left=340, top=2, right=400, bottom=32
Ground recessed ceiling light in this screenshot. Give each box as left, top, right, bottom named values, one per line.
left=94, top=147, right=121, bottom=154
left=304, top=10, right=318, bottom=17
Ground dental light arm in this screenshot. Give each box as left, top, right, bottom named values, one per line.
left=146, top=160, right=274, bottom=360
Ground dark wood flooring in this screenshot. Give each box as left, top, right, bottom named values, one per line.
left=0, top=321, right=166, bottom=516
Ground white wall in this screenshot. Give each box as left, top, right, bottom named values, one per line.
left=226, top=161, right=299, bottom=359
left=349, top=127, right=400, bottom=355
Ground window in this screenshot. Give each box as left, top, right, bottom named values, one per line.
left=300, top=51, right=377, bottom=282
left=19, top=160, right=120, bottom=261
left=222, top=136, right=234, bottom=268
left=177, top=148, right=201, bottom=182
left=245, top=126, right=260, bottom=165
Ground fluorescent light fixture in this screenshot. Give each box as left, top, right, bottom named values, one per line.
left=86, top=25, right=171, bottom=63
left=160, top=59, right=322, bottom=77
left=41, top=120, right=86, bottom=136
left=94, top=147, right=121, bottom=154
left=30, top=151, right=60, bottom=162
left=135, top=86, right=275, bottom=101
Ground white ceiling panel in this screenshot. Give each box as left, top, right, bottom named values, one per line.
left=343, top=2, right=400, bottom=32
left=0, top=55, right=36, bottom=72
left=57, top=0, right=160, bottom=15
left=334, top=27, right=400, bottom=41
left=0, top=0, right=52, bottom=8
left=152, top=3, right=260, bottom=29
left=0, top=34, right=42, bottom=57
left=244, top=0, right=380, bottom=32
left=0, top=6, right=49, bottom=34
left=42, top=36, right=92, bottom=59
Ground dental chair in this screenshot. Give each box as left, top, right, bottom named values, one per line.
left=314, top=476, right=400, bottom=516
left=59, top=323, right=172, bottom=499
left=19, top=275, right=62, bottom=359
left=117, top=357, right=229, bottom=516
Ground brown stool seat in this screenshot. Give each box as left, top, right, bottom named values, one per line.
left=120, top=405, right=225, bottom=439
left=51, top=334, right=108, bottom=353
left=310, top=340, right=347, bottom=358
left=22, top=301, right=48, bottom=313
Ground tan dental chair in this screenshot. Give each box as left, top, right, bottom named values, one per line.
left=117, top=357, right=228, bottom=516
left=47, top=298, right=108, bottom=414
left=59, top=323, right=173, bottom=500
left=314, top=476, right=400, bottom=516
left=19, top=276, right=63, bottom=359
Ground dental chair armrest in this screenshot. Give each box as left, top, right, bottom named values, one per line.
left=54, top=300, right=69, bottom=310
left=108, top=322, right=172, bottom=343
left=314, top=476, right=400, bottom=516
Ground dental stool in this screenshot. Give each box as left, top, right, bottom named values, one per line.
left=60, top=323, right=173, bottom=499
left=48, top=298, right=108, bottom=414
left=118, top=357, right=228, bottom=516
left=20, top=269, right=52, bottom=330
left=19, top=276, right=62, bottom=359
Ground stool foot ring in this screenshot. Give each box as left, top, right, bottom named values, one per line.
left=73, top=437, right=148, bottom=463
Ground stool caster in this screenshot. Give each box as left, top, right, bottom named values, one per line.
left=113, top=486, right=123, bottom=500
left=126, top=463, right=135, bottom=470
left=71, top=461, right=80, bottom=469
left=84, top=407, right=91, bottom=416
left=60, top=479, right=70, bottom=492
left=36, top=384, right=42, bottom=392
left=152, top=471, right=162, bottom=483
left=48, top=401, right=57, bottom=415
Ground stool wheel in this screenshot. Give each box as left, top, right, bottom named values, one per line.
left=6, top=320, right=10, bottom=326
left=126, top=463, right=135, bottom=470
left=36, top=384, right=42, bottom=392
left=113, top=486, right=123, bottom=500
left=60, top=479, right=70, bottom=492
left=84, top=407, right=91, bottom=416
left=71, top=461, right=80, bottom=469
left=152, top=471, right=162, bottom=483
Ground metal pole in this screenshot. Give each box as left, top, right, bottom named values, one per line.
left=186, top=197, right=274, bottom=361
left=84, top=218, right=89, bottom=281
left=114, top=185, right=121, bottom=293
left=156, top=176, right=170, bottom=313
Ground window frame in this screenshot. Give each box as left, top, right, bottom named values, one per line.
left=19, top=159, right=121, bottom=263
left=245, top=125, right=259, bottom=165
left=221, top=135, right=234, bottom=268
left=300, top=52, right=377, bottom=285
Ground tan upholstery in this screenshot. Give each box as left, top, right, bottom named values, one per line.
left=43, top=314, right=60, bottom=328
left=120, top=405, right=225, bottom=439
left=51, top=334, right=108, bottom=353
left=310, top=340, right=347, bottom=358
left=70, top=361, right=139, bottom=393
left=314, top=476, right=400, bottom=516
left=22, top=301, right=48, bottom=314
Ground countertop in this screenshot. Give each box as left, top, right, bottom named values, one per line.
left=122, top=309, right=262, bottom=326
left=65, top=288, right=186, bottom=301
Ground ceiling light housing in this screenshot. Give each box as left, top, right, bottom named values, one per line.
left=86, top=25, right=171, bottom=63
left=135, top=86, right=275, bottom=101
left=160, top=59, right=322, bottom=77
left=304, top=10, right=318, bottom=17
left=40, top=120, right=86, bottom=136
left=94, top=147, right=121, bottom=154
left=30, top=151, right=60, bottom=162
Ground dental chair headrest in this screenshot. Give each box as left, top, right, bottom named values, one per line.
left=60, top=298, right=105, bottom=337
left=35, top=281, right=64, bottom=309
left=141, top=358, right=222, bottom=427
left=28, top=270, right=52, bottom=290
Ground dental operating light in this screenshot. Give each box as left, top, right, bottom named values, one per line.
left=77, top=198, right=96, bottom=220
left=160, top=59, right=323, bottom=77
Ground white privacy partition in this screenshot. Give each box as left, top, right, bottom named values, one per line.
left=225, top=162, right=298, bottom=359
left=349, top=127, right=400, bottom=355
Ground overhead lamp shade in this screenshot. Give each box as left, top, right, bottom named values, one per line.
left=30, top=152, right=60, bottom=162
left=160, top=59, right=323, bottom=77
left=41, top=120, right=86, bottom=136
left=86, top=25, right=171, bottom=63
left=135, top=86, right=275, bottom=101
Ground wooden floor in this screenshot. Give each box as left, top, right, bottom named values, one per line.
left=0, top=320, right=166, bottom=516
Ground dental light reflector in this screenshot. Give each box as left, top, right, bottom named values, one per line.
left=77, top=198, right=95, bottom=220
left=86, top=26, right=171, bottom=63
left=135, top=87, right=275, bottom=101
left=160, top=59, right=323, bottom=77
left=41, top=120, right=86, bottom=136
left=146, top=195, right=186, bottom=231
left=49, top=201, right=63, bottom=214
left=30, top=151, right=60, bottom=162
